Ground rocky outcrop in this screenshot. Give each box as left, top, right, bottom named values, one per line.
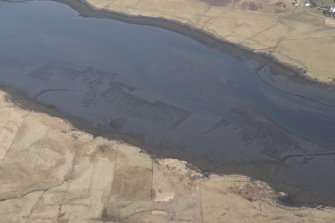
left=0, top=90, right=335, bottom=222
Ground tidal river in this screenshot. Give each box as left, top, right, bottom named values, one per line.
left=1, top=0, right=335, bottom=205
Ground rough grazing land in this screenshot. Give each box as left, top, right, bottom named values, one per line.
left=0, top=91, right=335, bottom=222
left=86, top=0, right=335, bottom=82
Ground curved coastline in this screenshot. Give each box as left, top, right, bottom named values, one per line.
left=54, top=0, right=334, bottom=87
left=1, top=0, right=335, bottom=208
left=47, top=0, right=335, bottom=206
left=1, top=88, right=335, bottom=221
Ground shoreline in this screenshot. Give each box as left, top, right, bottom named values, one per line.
left=1, top=89, right=335, bottom=221
left=2, top=0, right=334, bottom=207
left=54, top=0, right=335, bottom=87
left=2, top=0, right=335, bottom=207
left=3, top=82, right=335, bottom=208
left=48, top=0, right=335, bottom=207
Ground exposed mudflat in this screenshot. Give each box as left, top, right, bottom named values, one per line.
left=1, top=0, right=335, bottom=206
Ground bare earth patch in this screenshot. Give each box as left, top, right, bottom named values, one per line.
left=326, top=17, right=335, bottom=27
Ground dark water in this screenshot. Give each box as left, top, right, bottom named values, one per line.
left=1, top=0, right=335, bottom=205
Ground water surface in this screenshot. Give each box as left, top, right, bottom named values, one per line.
left=1, top=0, right=335, bottom=205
